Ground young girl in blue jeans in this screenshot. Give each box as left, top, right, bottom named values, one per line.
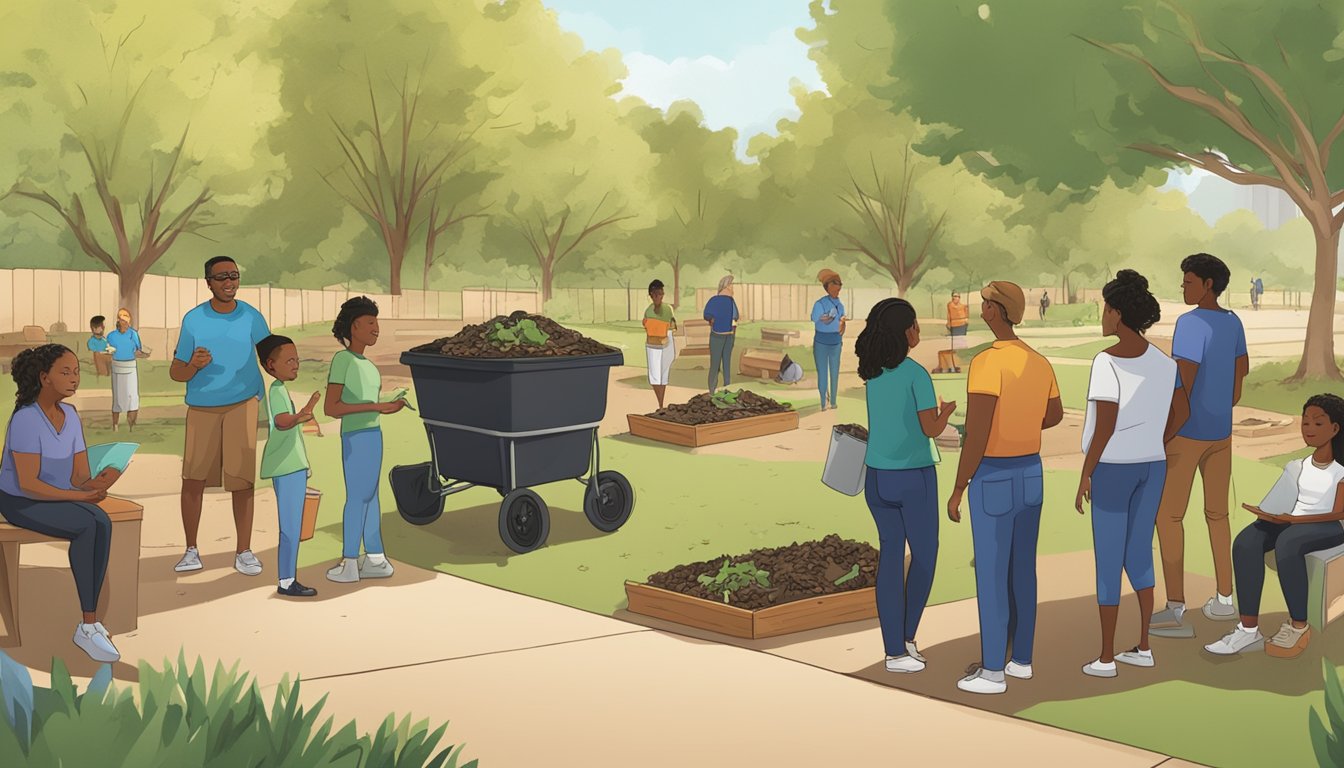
left=324, top=297, right=406, bottom=583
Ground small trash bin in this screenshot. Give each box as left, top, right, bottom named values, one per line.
left=821, top=427, right=867, bottom=496
left=301, top=488, right=321, bottom=541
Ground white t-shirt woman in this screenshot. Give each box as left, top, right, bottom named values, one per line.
left=1081, top=346, right=1178, bottom=463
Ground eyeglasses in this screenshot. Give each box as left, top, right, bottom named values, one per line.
left=207, top=271, right=241, bottom=282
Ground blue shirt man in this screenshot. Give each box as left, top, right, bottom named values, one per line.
left=703, top=293, right=739, bottom=334
left=173, top=301, right=271, bottom=408
left=105, top=327, right=142, bottom=362
left=1171, top=308, right=1247, bottom=442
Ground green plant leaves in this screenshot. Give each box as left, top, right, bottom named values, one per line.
left=1312, top=659, right=1344, bottom=767
left=697, top=557, right=771, bottom=602
left=833, top=564, right=860, bottom=586
left=486, top=317, right=550, bottom=349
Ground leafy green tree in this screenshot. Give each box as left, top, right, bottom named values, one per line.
left=886, top=0, right=1344, bottom=380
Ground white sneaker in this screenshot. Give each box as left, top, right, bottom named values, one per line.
left=1082, top=659, right=1118, bottom=678
left=234, top=550, right=263, bottom=576
left=357, top=555, right=395, bottom=579
left=1005, top=660, right=1033, bottom=680
left=885, top=654, right=926, bottom=673
left=73, top=623, right=120, bottom=663
left=174, top=547, right=202, bottom=573
left=327, top=558, right=360, bottom=583
left=957, top=667, right=1007, bottom=695
left=905, top=640, right=925, bottom=663
left=1204, top=625, right=1265, bottom=656
left=1202, top=596, right=1239, bottom=621
left=1115, top=647, right=1155, bottom=668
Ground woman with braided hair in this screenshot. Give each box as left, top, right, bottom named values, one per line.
left=1075, top=269, right=1182, bottom=678
left=0, top=344, right=123, bottom=662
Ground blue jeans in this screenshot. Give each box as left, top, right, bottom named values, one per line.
left=1091, top=461, right=1165, bottom=606
left=813, top=341, right=841, bottom=407
left=864, top=466, right=939, bottom=656
left=341, top=428, right=385, bottom=559
left=969, top=455, right=1043, bottom=671
left=272, top=470, right=307, bottom=581
left=708, top=333, right=735, bottom=391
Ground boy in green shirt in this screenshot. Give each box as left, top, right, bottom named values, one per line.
left=257, top=334, right=320, bottom=598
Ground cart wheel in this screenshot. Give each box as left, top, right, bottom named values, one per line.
left=390, top=462, right=445, bottom=525
left=498, top=489, right=550, bottom=553
left=584, top=471, right=634, bottom=533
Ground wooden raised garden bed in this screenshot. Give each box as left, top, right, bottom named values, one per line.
left=738, top=348, right=785, bottom=379
left=625, top=581, right=876, bottom=639
left=627, top=410, right=799, bottom=447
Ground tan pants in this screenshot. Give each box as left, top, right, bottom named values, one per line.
left=1155, top=435, right=1234, bottom=601
left=182, top=399, right=259, bottom=491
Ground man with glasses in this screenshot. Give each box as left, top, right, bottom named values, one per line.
left=169, top=256, right=272, bottom=576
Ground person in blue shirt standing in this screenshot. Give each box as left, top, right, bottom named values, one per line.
left=812, top=269, right=847, bottom=411
left=86, top=315, right=109, bottom=354
left=856, top=298, right=955, bottom=674
left=1151, top=253, right=1249, bottom=638
left=702, top=275, right=740, bottom=392
left=105, top=308, right=145, bottom=432
left=169, top=256, right=272, bottom=578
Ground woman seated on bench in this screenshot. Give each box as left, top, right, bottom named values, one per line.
left=0, top=344, right=124, bottom=663
left=1206, top=393, right=1344, bottom=660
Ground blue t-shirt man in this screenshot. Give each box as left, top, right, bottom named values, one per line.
left=703, top=294, right=739, bottom=334
left=105, top=327, right=142, bottom=362
left=87, top=336, right=109, bottom=353
left=864, top=359, right=940, bottom=470
left=173, top=301, right=271, bottom=408
left=1172, top=307, right=1247, bottom=441
left=811, top=296, right=845, bottom=346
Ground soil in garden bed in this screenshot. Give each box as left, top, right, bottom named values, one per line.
left=646, top=389, right=792, bottom=425
left=645, top=534, right=879, bottom=610
left=835, top=423, right=868, bottom=441
left=409, top=311, right=616, bottom=358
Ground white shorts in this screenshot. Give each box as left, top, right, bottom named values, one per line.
left=646, top=337, right=676, bottom=386
left=111, top=360, right=140, bottom=413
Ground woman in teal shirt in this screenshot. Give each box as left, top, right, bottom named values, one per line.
left=855, top=298, right=955, bottom=674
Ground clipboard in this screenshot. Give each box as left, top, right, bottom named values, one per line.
left=86, top=442, right=138, bottom=476
left=1258, top=460, right=1302, bottom=516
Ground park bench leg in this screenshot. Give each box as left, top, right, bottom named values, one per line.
left=0, top=542, right=18, bottom=647
left=97, top=520, right=141, bottom=635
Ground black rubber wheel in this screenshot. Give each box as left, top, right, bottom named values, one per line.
left=389, top=462, right=445, bottom=525
left=498, top=489, right=550, bottom=553
left=583, top=470, right=634, bottom=533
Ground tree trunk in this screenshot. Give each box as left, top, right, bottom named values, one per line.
left=626, top=285, right=632, bottom=322
left=389, top=249, right=403, bottom=295
left=540, top=258, right=555, bottom=303
left=1287, top=226, right=1343, bottom=381
left=117, top=268, right=145, bottom=326
left=672, top=254, right=682, bottom=309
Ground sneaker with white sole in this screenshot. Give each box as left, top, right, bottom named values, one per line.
left=357, top=555, right=395, bottom=579
left=1006, top=660, right=1033, bottom=680
left=1204, top=625, right=1265, bottom=655
left=1201, top=596, right=1238, bottom=621
left=327, top=558, right=360, bottom=583
left=73, top=623, right=120, bottom=663
left=957, top=666, right=1007, bottom=695
left=885, top=654, right=925, bottom=673
left=173, top=547, right=202, bottom=573
left=1150, top=604, right=1195, bottom=638
left=234, top=550, right=263, bottom=576
left=1115, top=647, right=1155, bottom=667
left=1265, top=622, right=1311, bottom=659
left=905, top=641, right=925, bottom=663
left=1082, top=659, right=1118, bottom=678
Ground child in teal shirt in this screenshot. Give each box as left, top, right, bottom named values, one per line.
left=257, top=334, right=320, bottom=598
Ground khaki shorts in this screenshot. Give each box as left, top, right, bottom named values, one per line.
left=183, top=399, right=259, bottom=491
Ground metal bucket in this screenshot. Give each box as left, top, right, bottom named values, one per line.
left=821, top=427, right=867, bottom=496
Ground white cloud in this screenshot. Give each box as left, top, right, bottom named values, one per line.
left=555, top=11, right=645, bottom=53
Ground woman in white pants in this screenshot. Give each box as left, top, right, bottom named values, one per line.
left=644, top=279, right=677, bottom=409
left=105, top=308, right=144, bottom=431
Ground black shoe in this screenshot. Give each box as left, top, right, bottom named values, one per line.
left=278, top=581, right=317, bottom=597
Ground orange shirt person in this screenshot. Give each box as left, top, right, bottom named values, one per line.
left=946, top=292, right=970, bottom=344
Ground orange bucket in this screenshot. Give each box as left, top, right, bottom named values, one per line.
left=301, top=488, right=321, bottom=541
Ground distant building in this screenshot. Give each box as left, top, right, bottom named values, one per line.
left=1246, top=185, right=1299, bottom=230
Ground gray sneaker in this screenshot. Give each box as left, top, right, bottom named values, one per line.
left=174, top=547, right=202, bottom=573
left=1204, top=626, right=1265, bottom=655
left=234, top=550, right=263, bottom=576
left=905, top=640, right=925, bottom=663
left=327, top=558, right=360, bottom=583
left=357, top=555, right=395, bottom=579
left=1150, top=604, right=1195, bottom=638
left=1201, top=596, right=1238, bottom=621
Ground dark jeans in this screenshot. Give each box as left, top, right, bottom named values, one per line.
left=864, top=466, right=939, bottom=656
left=708, top=333, right=735, bottom=391
left=0, top=491, right=112, bottom=612
left=1233, top=519, right=1344, bottom=622
left=969, top=455, right=1043, bottom=671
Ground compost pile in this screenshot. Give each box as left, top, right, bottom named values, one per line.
left=835, top=423, right=869, bottom=441
left=645, top=534, right=878, bottom=610
left=409, top=311, right=616, bottom=358
left=646, top=389, right=792, bottom=425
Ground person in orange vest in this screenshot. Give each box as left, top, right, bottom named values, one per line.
left=946, top=291, right=969, bottom=348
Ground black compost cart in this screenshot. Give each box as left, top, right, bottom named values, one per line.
left=389, top=348, right=634, bottom=553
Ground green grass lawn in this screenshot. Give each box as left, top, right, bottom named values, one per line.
left=1237, top=358, right=1344, bottom=416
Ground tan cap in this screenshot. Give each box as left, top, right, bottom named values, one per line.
left=981, top=281, right=1026, bottom=324
left=816, top=268, right=840, bottom=286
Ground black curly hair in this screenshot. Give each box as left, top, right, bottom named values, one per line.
left=1304, top=393, right=1344, bottom=469
left=648, top=279, right=665, bottom=295
left=1102, top=269, right=1162, bottom=334
left=332, top=296, right=379, bottom=348
left=855, top=298, right=917, bottom=381
left=1180, top=253, right=1230, bottom=296
left=256, top=334, right=295, bottom=372
left=11, top=344, right=76, bottom=412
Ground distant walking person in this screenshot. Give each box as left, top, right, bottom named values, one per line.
left=1074, top=270, right=1180, bottom=678
left=1039, top=291, right=1050, bottom=321
left=948, top=281, right=1064, bottom=695
left=1151, top=253, right=1249, bottom=638
left=703, top=275, right=739, bottom=392
left=1249, top=279, right=1259, bottom=311
left=812, top=269, right=847, bottom=411
left=106, top=308, right=145, bottom=431
left=945, top=292, right=969, bottom=349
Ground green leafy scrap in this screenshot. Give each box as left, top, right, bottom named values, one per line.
left=696, top=558, right=771, bottom=603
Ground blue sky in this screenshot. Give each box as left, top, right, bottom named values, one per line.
left=544, top=0, right=824, bottom=156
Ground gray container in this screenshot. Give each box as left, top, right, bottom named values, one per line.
left=821, top=427, right=867, bottom=496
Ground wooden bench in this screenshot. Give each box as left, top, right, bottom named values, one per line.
left=1265, top=543, right=1344, bottom=631
left=739, top=348, right=785, bottom=379
left=759, top=328, right=800, bottom=347
left=677, top=319, right=712, bottom=356
left=0, top=325, right=50, bottom=375
left=0, top=496, right=142, bottom=647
